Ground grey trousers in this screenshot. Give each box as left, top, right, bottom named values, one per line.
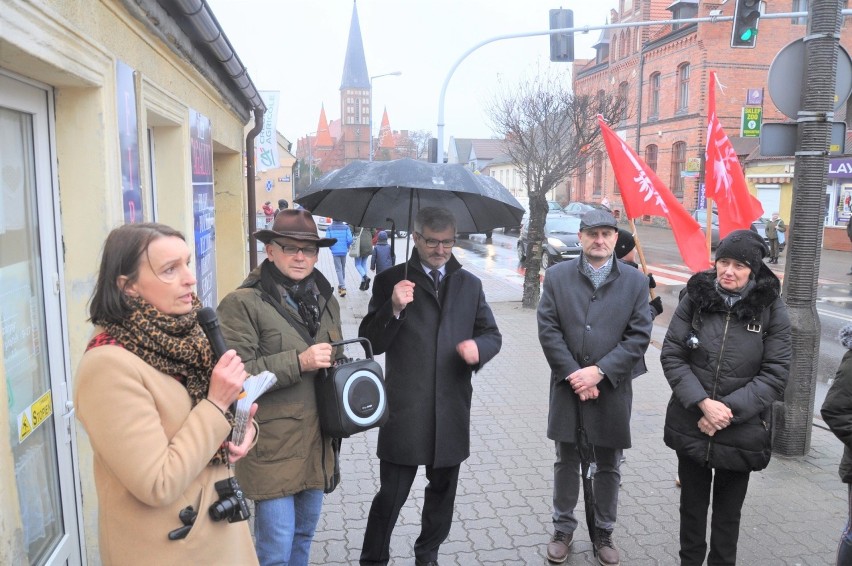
left=552, top=440, right=622, bottom=534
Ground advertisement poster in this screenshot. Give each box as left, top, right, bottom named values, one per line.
left=190, top=110, right=217, bottom=308
left=256, top=91, right=280, bottom=171
left=116, top=60, right=144, bottom=223
left=741, top=106, right=762, bottom=138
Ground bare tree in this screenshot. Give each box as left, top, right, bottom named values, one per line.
left=406, top=129, right=432, bottom=160
left=490, top=72, right=628, bottom=308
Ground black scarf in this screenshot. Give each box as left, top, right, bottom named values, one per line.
left=714, top=278, right=756, bottom=309
left=260, top=260, right=322, bottom=337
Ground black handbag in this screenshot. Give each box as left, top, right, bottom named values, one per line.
left=315, top=338, right=389, bottom=438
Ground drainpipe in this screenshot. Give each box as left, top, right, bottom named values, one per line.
left=246, top=106, right=265, bottom=270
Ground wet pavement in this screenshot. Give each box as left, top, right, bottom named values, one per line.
left=294, top=242, right=850, bottom=565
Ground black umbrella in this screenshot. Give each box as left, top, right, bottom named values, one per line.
left=295, top=158, right=524, bottom=235
left=576, top=402, right=600, bottom=557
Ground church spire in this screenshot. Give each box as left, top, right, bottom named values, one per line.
left=315, top=105, right=334, bottom=148
left=378, top=107, right=394, bottom=149
left=340, top=1, right=370, bottom=90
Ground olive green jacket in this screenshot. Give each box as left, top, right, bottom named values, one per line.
left=217, top=263, right=343, bottom=499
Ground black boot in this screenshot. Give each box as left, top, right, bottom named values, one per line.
left=363, top=276, right=371, bottom=291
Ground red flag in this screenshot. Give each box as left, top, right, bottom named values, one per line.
left=597, top=115, right=710, bottom=273
left=706, top=70, right=764, bottom=237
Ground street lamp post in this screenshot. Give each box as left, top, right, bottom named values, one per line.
left=304, top=131, right=317, bottom=185
left=369, top=71, right=402, bottom=161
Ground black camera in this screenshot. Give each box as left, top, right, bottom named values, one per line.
left=208, top=477, right=251, bottom=523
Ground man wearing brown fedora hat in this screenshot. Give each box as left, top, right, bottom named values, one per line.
left=217, top=209, right=344, bottom=566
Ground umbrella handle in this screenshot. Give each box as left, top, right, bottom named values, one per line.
left=404, top=191, right=414, bottom=280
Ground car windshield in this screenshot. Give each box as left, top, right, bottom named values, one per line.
left=546, top=216, right=582, bottom=234
left=548, top=201, right=563, bottom=212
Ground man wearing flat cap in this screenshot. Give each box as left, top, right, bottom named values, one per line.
left=217, top=209, right=344, bottom=566
left=538, top=209, right=652, bottom=565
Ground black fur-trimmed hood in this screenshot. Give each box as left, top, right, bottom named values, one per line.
left=685, top=263, right=781, bottom=321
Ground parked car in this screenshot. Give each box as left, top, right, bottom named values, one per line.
left=517, top=213, right=583, bottom=269
left=503, top=197, right=564, bottom=234
left=563, top=201, right=610, bottom=216
left=691, top=210, right=782, bottom=252
left=313, top=215, right=332, bottom=231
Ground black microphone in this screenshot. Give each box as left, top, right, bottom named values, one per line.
left=197, top=307, right=245, bottom=414
left=197, top=307, right=229, bottom=360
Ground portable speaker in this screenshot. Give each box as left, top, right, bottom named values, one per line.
left=315, top=338, right=388, bottom=438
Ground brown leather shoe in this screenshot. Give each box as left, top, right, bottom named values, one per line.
left=546, top=530, right=572, bottom=563
left=594, top=528, right=620, bottom=565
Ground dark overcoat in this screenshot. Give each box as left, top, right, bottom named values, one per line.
left=538, top=256, right=653, bottom=449
left=822, top=346, right=852, bottom=483
left=359, top=248, right=501, bottom=468
left=661, top=266, right=791, bottom=472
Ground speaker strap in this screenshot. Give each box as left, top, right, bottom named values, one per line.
left=259, top=290, right=315, bottom=346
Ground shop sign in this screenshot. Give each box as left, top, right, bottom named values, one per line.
left=829, top=157, right=852, bottom=178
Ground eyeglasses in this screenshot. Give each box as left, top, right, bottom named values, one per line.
left=415, top=232, right=456, bottom=249
left=274, top=241, right=319, bottom=257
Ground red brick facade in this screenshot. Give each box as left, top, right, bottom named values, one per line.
left=571, top=1, right=852, bottom=223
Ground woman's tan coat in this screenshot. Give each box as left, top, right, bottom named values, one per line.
left=74, top=343, right=257, bottom=565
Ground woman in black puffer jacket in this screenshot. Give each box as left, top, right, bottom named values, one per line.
left=821, top=322, right=852, bottom=565
left=661, top=229, right=791, bottom=566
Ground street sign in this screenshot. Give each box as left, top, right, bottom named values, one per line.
left=768, top=39, right=852, bottom=120
left=742, top=106, right=762, bottom=137
left=760, top=122, right=847, bottom=156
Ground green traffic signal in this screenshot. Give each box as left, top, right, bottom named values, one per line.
left=739, top=28, right=757, bottom=42
left=730, top=0, right=761, bottom=48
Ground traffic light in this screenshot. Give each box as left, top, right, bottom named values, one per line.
left=549, top=9, right=574, bottom=62
left=731, top=0, right=761, bottom=48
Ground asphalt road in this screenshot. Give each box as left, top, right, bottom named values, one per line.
left=455, top=226, right=852, bottom=421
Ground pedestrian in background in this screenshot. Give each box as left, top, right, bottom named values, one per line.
left=262, top=201, right=275, bottom=227
left=352, top=226, right=374, bottom=291
left=847, top=219, right=852, bottom=275
left=661, top=229, right=791, bottom=566
left=274, top=198, right=289, bottom=218
left=371, top=230, right=395, bottom=274
left=538, top=209, right=652, bottom=565
left=358, top=207, right=502, bottom=566
left=74, top=223, right=258, bottom=565
left=218, top=210, right=343, bottom=566
left=325, top=219, right=353, bottom=297
left=821, top=322, right=852, bottom=566
left=764, top=212, right=787, bottom=264
left=615, top=228, right=663, bottom=320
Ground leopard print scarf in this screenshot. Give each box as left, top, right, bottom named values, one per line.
left=98, top=295, right=232, bottom=465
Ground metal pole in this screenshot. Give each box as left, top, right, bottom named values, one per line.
left=775, top=0, right=843, bottom=456
left=369, top=71, right=402, bottom=162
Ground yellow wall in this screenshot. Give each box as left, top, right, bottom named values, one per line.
left=256, top=136, right=296, bottom=218
left=1, top=0, right=255, bottom=562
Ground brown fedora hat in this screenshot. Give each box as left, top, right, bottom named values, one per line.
left=254, top=209, right=336, bottom=247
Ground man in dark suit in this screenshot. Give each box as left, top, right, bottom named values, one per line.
left=538, top=210, right=652, bottom=565
left=359, top=207, right=502, bottom=566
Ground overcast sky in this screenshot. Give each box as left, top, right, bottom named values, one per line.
left=206, top=0, right=619, bottom=151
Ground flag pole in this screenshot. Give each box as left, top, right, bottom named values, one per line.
left=705, top=197, right=714, bottom=256
left=628, top=218, right=657, bottom=300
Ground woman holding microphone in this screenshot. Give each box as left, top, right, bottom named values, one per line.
left=74, top=223, right=258, bottom=565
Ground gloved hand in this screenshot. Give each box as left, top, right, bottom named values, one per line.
left=647, top=273, right=657, bottom=289
left=650, top=296, right=664, bottom=318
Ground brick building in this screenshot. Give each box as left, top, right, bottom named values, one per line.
left=570, top=0, right=851, bottom=230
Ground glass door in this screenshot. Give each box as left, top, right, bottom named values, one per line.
left=0, top=72, right=81, bottom=564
